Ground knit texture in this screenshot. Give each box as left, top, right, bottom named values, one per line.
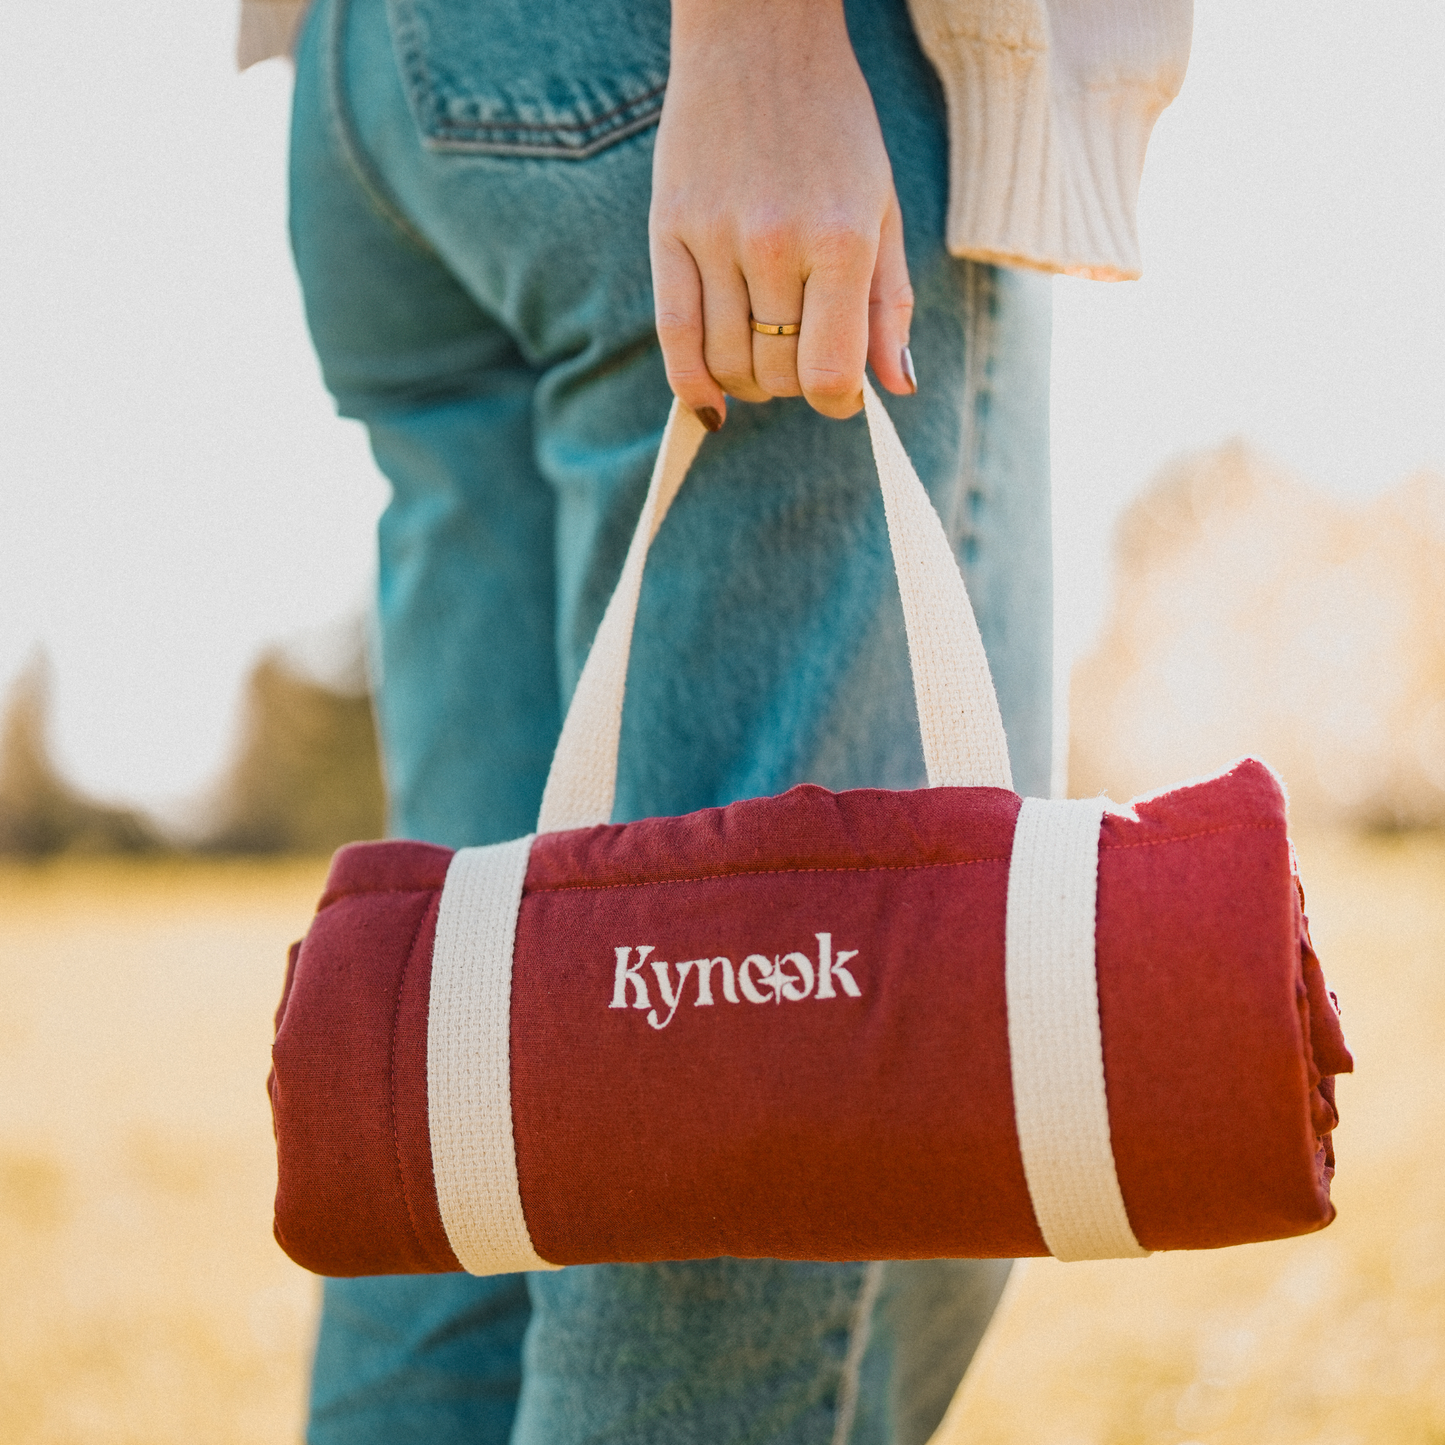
left=428, top=836, right=556, bottom=1274
left=1004, top=796, right=1148, bottom=1260
left=906, top=0, right=1192, bottom=278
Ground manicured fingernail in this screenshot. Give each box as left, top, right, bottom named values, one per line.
left=900, top=345, right=918, bottom=394
left=696, top=406, right=723, bottom=433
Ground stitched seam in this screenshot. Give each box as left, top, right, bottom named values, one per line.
left=1100, top=821, right=1282, bottom=852
left=318, top=859, right=1000, bottom=906
left=387, top=898, right=433, bottom=1263
left=424, top=111, right=662, bottom=160
left=320, top=885, right=445, bottom=905
left=958, top=260, right=996, bottom=538
left=389, top=0, right=442, bottom=140
left=324, top=0, right=436, bottom=257
left=528, top=856, right=1010, bottom=893
left=832, top=1261, right=885, bottom=1445
left=531, top=820, right=1282, bottom=890
left=321, top=821, right=1282, bottom=905
left=432, top=82, right=667, bottom=135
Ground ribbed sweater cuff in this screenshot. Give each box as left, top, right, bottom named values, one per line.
left=920, top=30, right=1173, bottom=280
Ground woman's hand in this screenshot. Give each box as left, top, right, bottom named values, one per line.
left=650, top=0, right=916, bottom=429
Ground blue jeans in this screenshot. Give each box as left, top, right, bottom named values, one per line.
left=290, top=0, right=1053, bottom=1436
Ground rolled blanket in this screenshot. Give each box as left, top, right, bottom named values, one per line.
left=268, top=387, right=1351, bottom=1277
left=271, top=759, right=1349, bottom=1277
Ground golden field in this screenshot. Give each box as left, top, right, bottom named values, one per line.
left=0, top=834, right=1441, bottom=1445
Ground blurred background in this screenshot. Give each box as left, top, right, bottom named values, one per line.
left=1, top=1, right=1442, bottom=1442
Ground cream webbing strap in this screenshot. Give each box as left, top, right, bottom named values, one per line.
left=860, top=384, right=1012, bottom=791
left=429, top=836, right=558, bottom=1275
left=535, top=403, right=707, bottom=834
left=537, top=381, right=1011, bottom=834
left=1005, top=798, right=1148, bottom=1261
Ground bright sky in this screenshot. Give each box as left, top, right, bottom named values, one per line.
left=3, top=0, right=1442, bottom=811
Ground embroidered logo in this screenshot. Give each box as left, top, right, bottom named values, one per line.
left=609, top=933, right=861, bottom=1030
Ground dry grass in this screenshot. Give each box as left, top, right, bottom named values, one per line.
left=0, top=834, right=1440, bottom=1444
left=0, top=859, right=324, bottom=1445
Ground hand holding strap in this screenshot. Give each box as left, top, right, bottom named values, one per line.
left=536, top=382, right=1012, bottom=835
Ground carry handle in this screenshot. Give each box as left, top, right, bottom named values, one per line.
left=536, top=380, right=1013, bottom=835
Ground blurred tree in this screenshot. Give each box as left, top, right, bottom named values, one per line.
left=0, top=657, right=161, bottom=857
left=1070, top=450, right=1445, bottom=828
left=200, top=644, right=386, bottom=854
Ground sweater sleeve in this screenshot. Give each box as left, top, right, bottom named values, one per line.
left=237, top=0, right=310, bottom=69
left=905, top=0, right=1193, bottom=280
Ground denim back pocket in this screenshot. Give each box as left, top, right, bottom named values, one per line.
left=386, top=0, right=671, bottom=157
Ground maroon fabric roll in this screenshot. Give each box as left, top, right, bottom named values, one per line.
left=270, top=759, right=1352, bottom=1277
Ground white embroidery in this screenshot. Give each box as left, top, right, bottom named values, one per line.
left=738, top=954, right=775, bottom=1005
left=646, top=959, right=695, bottom=1030
left=610, top=933, right=862, bottom=1026
left=777, top=952, right=815, bottom=1001
left=815, top=932, right=861, bottom=999
left=609, top=944, right=654, bottom=1009
left=688, top=956, right=738, bottom=1006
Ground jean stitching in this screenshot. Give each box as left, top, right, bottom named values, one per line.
left=422, top=108, right=663, bottom=161
left=831, top=1261, right=884, bottom=1445
left=433, top=81, right=667, bottom=135
left=951, top=260, right=995, bottom=549
left=387, top=0, right=445, bottom=143
left=388, top=0, right=665, bottom=156
left=324, top=0, right=436, bottom=257
left=970, top=263, right=999, bottom=485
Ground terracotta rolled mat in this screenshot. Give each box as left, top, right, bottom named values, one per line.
left=269, top=757, right=1352, bottom=1278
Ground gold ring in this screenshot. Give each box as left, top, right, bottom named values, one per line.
left=750, top=316, right=802, bottom=336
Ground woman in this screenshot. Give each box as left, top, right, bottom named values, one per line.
left=276, top=0, right=1189, bottom=1438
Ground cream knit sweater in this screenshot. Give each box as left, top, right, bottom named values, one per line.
left=239, top=0, right=1191, bottom=281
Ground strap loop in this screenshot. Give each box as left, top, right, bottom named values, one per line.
left=1005, top=798, right=1149, bottom=1261
left=537, top=381, right=1013, bottom=835
left=430, top=836, right=558, bottom=1274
